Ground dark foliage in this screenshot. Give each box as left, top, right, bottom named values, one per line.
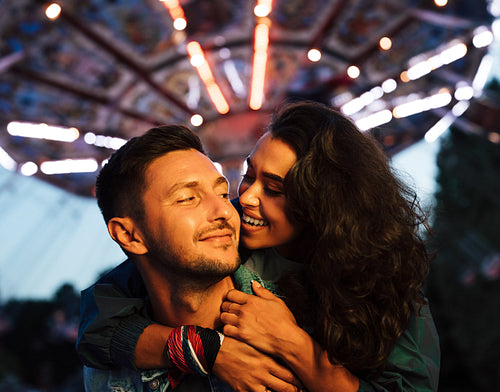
left=0, top=284, right=83, bottom=392
left=426, top=124, right=500, bottom=391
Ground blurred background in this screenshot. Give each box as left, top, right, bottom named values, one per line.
left=1, top=0, right=499, bottom=390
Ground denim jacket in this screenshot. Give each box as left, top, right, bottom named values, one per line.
left=83, top=366, right=235, bottom=392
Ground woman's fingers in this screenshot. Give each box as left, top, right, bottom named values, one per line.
left=212, top=336, right=302, bottom=392
left=269, top=362, right=300, bottom=386
left=220, top=311, right=240, bottom=328
left=251, top=280, right=278, bottom=300
left=222, top=323, right=240, bottom=339
left=225, top=288, right=251, bottom=303
left=221, top=300, right=241, bottom=314
left=264, top=361, right=303, bottom=392
left=266, top=378, right=301, bottom=392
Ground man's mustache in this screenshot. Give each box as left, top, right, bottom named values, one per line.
left=195, top=222, right=238, bottom=242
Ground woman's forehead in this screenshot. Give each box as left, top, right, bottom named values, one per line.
left=249, top=133, right=297, bottom=176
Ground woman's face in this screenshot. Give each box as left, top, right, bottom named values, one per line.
left=238, top=132, right=301, bottom=258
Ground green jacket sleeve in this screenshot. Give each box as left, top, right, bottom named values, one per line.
left=76, top=260, right=153, bottom=370
left=358, top=303, right=441, bottom=392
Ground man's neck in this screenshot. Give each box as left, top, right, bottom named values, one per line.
left=137, top=259, right=236, bottom=329
left=155, top=275, right=235, bottom=329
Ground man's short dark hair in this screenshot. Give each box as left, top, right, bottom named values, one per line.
left=95, top=125, right=205, bottom=224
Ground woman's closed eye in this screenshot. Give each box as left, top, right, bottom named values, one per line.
left=264, top=187, right=283, bottom=196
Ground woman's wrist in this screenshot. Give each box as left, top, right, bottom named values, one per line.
left=275, top=324, right=312, bottom=363
left=277, top=328, right=360, bottom=392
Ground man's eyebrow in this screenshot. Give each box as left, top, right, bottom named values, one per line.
left=166, top=176, right=228, bottom=197
left=214, top=175, right=229, bottom=188
left=246, top=157, right=284, bottom=183
left=165, top=181, right=200, bottom=197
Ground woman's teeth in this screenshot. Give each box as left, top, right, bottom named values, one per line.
left=242, top=214, right=268, bottom=227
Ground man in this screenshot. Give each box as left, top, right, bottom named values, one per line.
left=81, top=125, right=297, bottom=391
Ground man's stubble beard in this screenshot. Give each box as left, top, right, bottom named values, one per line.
left=143, top=228, right=241, bottom=286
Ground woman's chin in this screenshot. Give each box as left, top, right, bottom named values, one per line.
left=240, top=229, right=269, bottom=249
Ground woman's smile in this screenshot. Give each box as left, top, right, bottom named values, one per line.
left=238, top=133, right=301, bottom=254
left=241, top=213, right=269, bottom=227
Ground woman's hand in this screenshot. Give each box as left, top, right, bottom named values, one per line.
left=220, top=280, right=301, bottom=357
left=221, top=281, right=360, bottom=392
left=213, top=335, right=302, bottom=392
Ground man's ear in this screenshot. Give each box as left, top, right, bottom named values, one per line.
left=107, top=217, right=148, bottom=255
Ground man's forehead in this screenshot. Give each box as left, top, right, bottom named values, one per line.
left=147, top=149, right=207, bottom=173
left=145, top=149, right=227, bottom=189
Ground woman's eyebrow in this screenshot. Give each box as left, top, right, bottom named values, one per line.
left=246, top=157, right=284, bottom=183
left=263, top=172, right=284, bottom=183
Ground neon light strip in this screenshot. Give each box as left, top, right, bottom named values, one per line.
left=249, top=23, right=269, bottom=110
left=187, top=41, right=229, bottom=114
left=7, top=122, right=79, bottom=142
left=160, top=0, right=186, bottom=26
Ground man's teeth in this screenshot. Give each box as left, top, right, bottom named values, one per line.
left=242, top=214, right=268, bottom=226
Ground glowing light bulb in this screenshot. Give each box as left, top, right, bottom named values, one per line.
left=190, top=114, right=203, bottom=127
left=45, top=3, right=61, bottom=19
left=347, top=65, right=360, bottom=79
left=379, top=37, right=392, bottom=50
left=173, top=18, right=187, bottom=31
left=20, top=161, right=38, bottom=176
left=307, top=49, right=322, bottom=62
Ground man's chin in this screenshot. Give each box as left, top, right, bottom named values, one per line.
left=212, top=256, right=241, bottom=277
left=185, top=255, right=241, bottom=278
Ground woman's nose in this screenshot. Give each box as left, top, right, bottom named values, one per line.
left=239, top=182, right=259, bottom=207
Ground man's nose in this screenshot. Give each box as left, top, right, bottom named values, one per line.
left=209, top=194, right=235, bottom=222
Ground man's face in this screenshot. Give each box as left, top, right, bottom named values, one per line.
left=140, top=149, right=241, bottom=280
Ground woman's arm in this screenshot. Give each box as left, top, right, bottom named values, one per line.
left=133, top=323, right=172, bottom=368
left=221, top=281, right=440, bottom=392
left=363, top=303, right=440, bottom=392
left=77, top=262, right=301, bottom=391
left=129, top=323, right=303, bottom=392
left=221, top=280, right=359, bottom=392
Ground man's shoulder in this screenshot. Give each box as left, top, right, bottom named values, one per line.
left=89, top=259, right=147, bottom=297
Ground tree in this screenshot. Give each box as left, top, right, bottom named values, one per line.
left=0, top=283, right=82, bottom=391
left=426, top=116, right=500, bottom=391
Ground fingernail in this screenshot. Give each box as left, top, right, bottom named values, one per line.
left=251, top=280, right=261, bottom=288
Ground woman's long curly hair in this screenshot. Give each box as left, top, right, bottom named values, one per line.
left=269, top=101, right=432, bottom=376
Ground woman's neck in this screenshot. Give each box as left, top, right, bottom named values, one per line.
left=276, top=241, right=306, bottom=262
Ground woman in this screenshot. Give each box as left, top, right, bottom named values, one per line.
left=220, top=101, right=439, bottom=390
left=77, top=101, right=439, bottom=391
